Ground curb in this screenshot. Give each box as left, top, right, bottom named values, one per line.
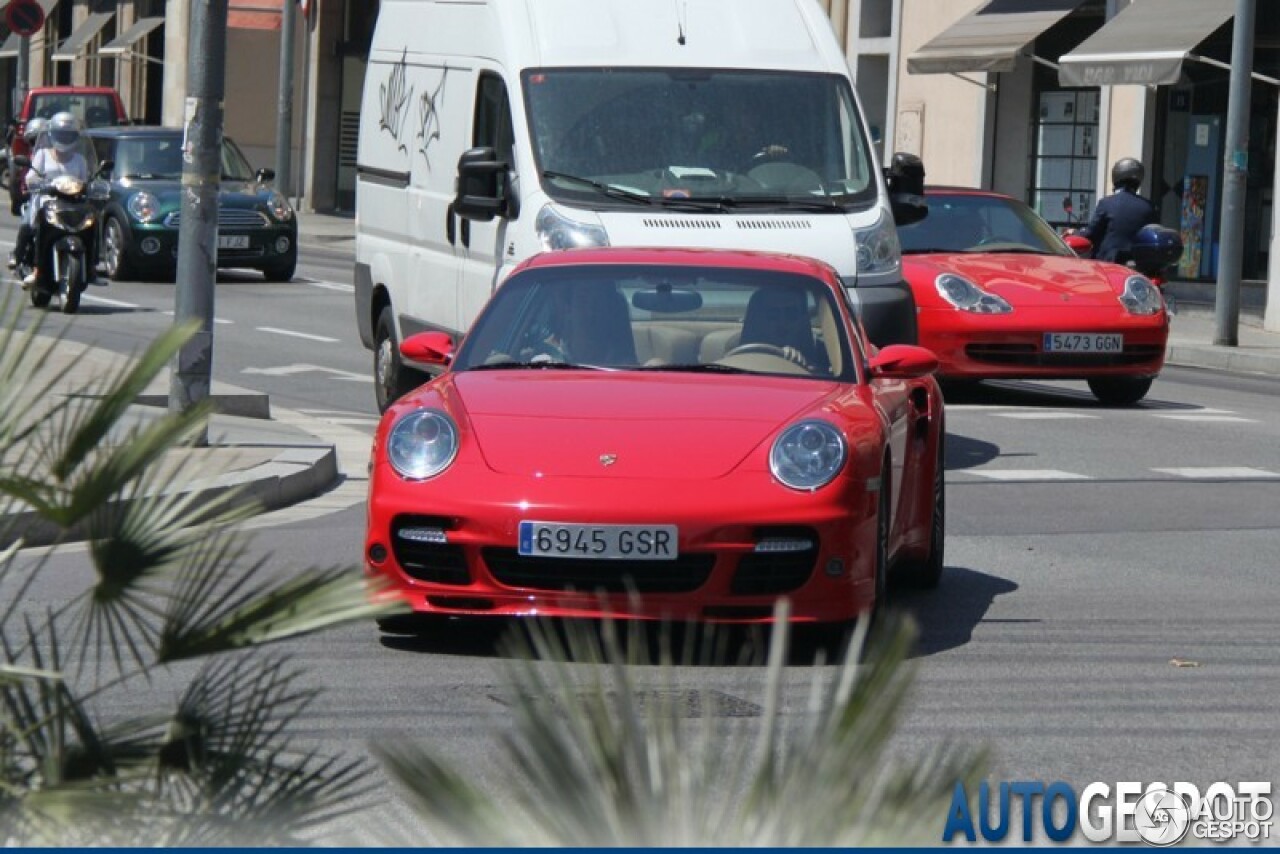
left=1165, top=344, right=1280, bottom=378
left=0, top=445, right=338, bottom=549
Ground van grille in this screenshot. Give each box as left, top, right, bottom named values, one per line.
left=735, top=219, right=814, bottom=230
left=642, top=217, right=722, bottom=229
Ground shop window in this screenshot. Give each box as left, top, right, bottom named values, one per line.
left=1030, top=90, right=1098, bottom=231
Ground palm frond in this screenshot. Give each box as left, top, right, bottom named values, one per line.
left=380, top=606, right=987, bottom=846
left=157, top=534, right=402, bottom=662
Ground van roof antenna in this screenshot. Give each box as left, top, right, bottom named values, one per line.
left=675, top=0, right=687, bottom=45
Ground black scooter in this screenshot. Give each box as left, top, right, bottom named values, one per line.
left=11, top=155, right=110, bottom=314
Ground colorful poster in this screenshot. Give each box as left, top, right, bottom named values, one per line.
left=1179, top=175, right=1208, bottom=279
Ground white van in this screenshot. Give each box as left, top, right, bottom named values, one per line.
left=355, top=0, right=927, bottom=410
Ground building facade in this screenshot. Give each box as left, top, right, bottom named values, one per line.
left=5, top=0, right=1276, bottom=300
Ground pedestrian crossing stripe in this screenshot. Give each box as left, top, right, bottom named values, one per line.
left=966, top=469, right=1092, bottom=481
left=1151, top=467, right=1280, bottom=479
left=989, top=412, right=1101, bottom=420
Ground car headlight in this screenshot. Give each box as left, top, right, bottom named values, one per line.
left=387, top=409, right=459, bottom=480
left=769, top=420, right=848, bottom=492
left=1119, top=274, right=1163, bottom=316
left=267, top=190, right=294, bottom=222
left=127, top=191, right=160, bottom=224
left=935, top=273, right=1012, bottom=314
left=852, top=211, right=902, bottom=287
left=535, top=204, right=609, bottom=251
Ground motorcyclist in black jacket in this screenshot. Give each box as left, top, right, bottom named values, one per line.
left=1074, top=158, right=1158, bottom=264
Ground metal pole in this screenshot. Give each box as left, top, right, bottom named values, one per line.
left=275, top=0, right=297, bottom=196
left=14, top=36, right=30, bottom=118
left=170, top=0, right=229, bottom=446
left=295, top=9, right=311, bottom=210
left=1213, top=0, right=1256, bottom=346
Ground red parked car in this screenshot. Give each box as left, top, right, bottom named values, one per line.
left=8, top=86, right=128, bottom=214
left=899, top=188, right=1169, bottom=405
left=365, top=248, right=946, bottom=633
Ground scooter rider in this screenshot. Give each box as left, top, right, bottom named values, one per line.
left=1074, top=157, right=1158, bottom=264
left=14, top=112, right=91, bottom=289
left=7, top=116, right=49, bottom=275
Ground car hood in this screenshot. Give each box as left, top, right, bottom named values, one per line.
left=440, top=371, right=842, bottom=479
left=115, top=178, right=273, bottom=209
left=905, top=253, right=1129, bottom=308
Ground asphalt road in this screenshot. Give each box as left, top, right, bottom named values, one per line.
left=4, top=218, right=1278, bottom=841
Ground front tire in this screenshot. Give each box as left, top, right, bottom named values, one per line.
left=1088, top=376, right=1153, bottom=406
left=262, top=254, right=297, bottom=282
left=896, top=436, right=945, bottom=589
left=59, top=256, right=82, bottom=314
left=102, top=216, right=136, bottom=281
left=28, top=286, right=51, bottom=308
left=374, top=305, right=421, bottom=412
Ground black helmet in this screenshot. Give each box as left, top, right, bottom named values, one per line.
left=1112, top=157, right=1144, bottom=190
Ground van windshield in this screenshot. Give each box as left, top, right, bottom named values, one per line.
left=522, top=69, right=878, bottom=211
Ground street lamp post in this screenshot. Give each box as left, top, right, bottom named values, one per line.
left=275, top=0, right=297, bottom=197
left=170, top=0, right=229, bottom=446
left=1213, top=0, right=1256, bottom=347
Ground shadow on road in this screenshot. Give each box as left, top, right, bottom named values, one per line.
left=941, top=378, right=1199, bottom=411
left=894, top=565, right=1020, bottom=658
left=945, top=430, right=1001, bottom=471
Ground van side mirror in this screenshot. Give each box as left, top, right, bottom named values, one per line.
left=885, top=151, right=927, bottom=227
left=453, top=146, right=510, bottom=222
left=256, top=167, right=276, bottom=184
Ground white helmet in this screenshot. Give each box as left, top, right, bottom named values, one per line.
left=23, top=116, right=48, bottom=145
left=48, top=111, right=82, bottom=153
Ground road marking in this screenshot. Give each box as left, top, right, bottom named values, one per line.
left=82, top=294, right=140, bottom=309
left=256, top=326, right=341, bottom=343
left=162, top=309, right=233, bottom=325
left=967, top=469, right=1092, bottom=481
left=1151, top=414, right=1255, bottom=423
left=989, top=411, right=1100, bottom=420
left=1152, top=467, right=1280, bottom=479
left=242, top=363, right=370, bottom=382
left=302, top=279, right=355, bottom=293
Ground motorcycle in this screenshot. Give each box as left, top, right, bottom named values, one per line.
left=11, top=154, right=111, bottom=314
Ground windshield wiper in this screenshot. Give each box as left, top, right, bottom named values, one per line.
left=706, top=194, right=845, bottom=212
left=464, top=359, right=608, bottom=372
left=541, top=171, right=654, bottom=205
left=902, top=247, right=956, bottom=255
left=634, top=363, right=752, bottom=374
left=959, top=246, right=1052, bottom=255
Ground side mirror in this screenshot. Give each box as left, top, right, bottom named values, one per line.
left=256, top=167, right=276, bottom=184
left=1063, top=233, right=1092, bottom=258
left=869, top=344, right=938, bottom=379
left=13, top=154, right=30, bottom=169
left=95, top=159, right=114, bottom=179
left=400, top=330, right=455, bottom=366
left=453, top=146, right=509, bottom=222
left=885, top=151, right=927, bottom=227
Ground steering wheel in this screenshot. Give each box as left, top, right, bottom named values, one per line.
left=723, top=341, right=809, bottom=367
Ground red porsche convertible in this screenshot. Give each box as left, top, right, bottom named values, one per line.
left=364, top=248, right=945, bottom=631
left=899, top=188, right=1170, bottom=405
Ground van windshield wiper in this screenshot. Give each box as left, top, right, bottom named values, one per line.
left=685, top=194, right=845, bottom=212
left=541, top=171, right=654, bottom=205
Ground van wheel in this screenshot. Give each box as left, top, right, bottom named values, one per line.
left=374, top=306, right=419, bottom=412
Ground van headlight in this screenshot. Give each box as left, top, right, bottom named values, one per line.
left=770, top=420, right=848, bottom=491
left=852, top=211, right=901, bottom=286
left=535, top=205, right=609, bottom=251
left=387, top=409, right=459, bottom=480
left=1119, top=274, right=1163, bottom=316
left=128, top=191, right=160, bottom=224
left=935, top=273, right=1012, bottom=314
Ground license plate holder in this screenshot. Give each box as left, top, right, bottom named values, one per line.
left=518, top=521, right=677, bottom=561
left=1043, top=332, right=1123, bottom=353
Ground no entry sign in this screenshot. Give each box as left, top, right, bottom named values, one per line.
left=5, top=0, right=46, bottom=38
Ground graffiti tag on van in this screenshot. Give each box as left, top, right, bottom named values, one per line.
left=379, top=49, right=415, bottom=154
left=416, top=68, right=449, bottom=170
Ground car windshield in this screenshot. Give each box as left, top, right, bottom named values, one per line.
left=523, top=68, right=878, bottom=211
left=31, top=93, right=121, bottom=128
left=452, top=264, right=855, bottom=381
left=102, top=133, right=257, bottom=181
left=112, top=136, right=185, bottom=179
left=898, top=193, right=1075, bottom=256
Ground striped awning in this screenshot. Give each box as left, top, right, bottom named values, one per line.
left=51, top=11, right=114, bottom=61
left=908, top=0, right=1089, bottom=75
